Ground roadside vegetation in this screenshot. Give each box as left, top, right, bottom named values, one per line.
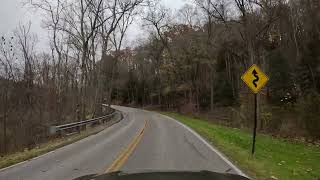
left=162, top=112, right=320, bottom=180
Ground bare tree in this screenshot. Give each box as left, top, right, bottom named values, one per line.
left=178, top=4, right=200, bottom=28
left=0, top=35, right=18, bottom=154
left=105, top=7, right=136, bottom=107
left=143, top=3, right=172, bottom=105
left=96, top=0, right=143, bottom=110
left=28, top=0, right=67, bottom=123
left=194, top=0, right=228, bottom=110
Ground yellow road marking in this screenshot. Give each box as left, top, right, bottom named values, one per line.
left=105, top=120, right=148, bottom=173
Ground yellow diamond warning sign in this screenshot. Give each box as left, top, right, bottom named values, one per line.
left=241, top=64, right=269, bottom=94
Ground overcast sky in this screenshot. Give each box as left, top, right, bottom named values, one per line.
left=0, top=0, right=186, bottom=51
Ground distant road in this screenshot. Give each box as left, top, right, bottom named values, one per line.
left=0, top=106, right=246, bottom=180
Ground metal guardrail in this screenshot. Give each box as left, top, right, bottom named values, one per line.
left=49, top=105, right=118, bottom=135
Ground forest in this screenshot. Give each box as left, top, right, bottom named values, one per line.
left=0, top=0, right=319, bottom=154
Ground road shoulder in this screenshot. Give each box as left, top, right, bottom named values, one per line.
left=0, top=113, right=123, bottom=170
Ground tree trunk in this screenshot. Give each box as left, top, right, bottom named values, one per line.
left=210, top=84, right=214, bottom=110
left=3, top=90, right=8, bottom=154
left=196, top=86, right=200, bottom=112
left=158, top=75, right=161, bottom=105
left=189, top=88, right=192, bottom=103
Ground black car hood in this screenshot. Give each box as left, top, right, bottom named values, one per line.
left=73, top=171, right=250, bottom=180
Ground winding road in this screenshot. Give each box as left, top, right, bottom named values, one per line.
left=0, top=106, right=247, bottom=180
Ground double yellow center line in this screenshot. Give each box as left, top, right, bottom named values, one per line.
left=105, top=120, right=148, bottom=172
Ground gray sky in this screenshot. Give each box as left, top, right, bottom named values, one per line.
left=0, top=0, right=186, bottom=51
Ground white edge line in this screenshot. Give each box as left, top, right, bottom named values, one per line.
left=0, top=160, right=27, bottom=172
left=30, top=150, right=55, bottom=161
left=160, top=114, right=250, bottom=179
left=0, top=150, right=56, bottom=173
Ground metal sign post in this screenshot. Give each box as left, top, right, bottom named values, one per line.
left=241, top=64, right=269, bottom=155
left=252, top=93, right=258, bottom=154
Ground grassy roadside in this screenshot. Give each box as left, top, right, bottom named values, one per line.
left=0, top=118, right=121, bottom=169
left=162, top=112, right=320, bottom=180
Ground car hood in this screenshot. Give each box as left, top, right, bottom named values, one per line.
left=73, top=170, right=250, bottom=180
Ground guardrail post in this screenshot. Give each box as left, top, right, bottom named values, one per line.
left=49, top=126, right=57, bottom=135
left=75, top=126, right=78, bottom=133
left=82, top=124, right=86, bottom=131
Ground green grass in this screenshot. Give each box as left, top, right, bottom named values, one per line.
left=162, top=112, right=320, bottom=180
left=0, top=118, right=121, bottom=169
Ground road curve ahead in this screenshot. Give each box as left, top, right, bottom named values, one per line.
left=0, top=106, right=247, bottom=180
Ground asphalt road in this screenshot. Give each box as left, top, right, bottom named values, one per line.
left=0, top=106, right=247, bottom=180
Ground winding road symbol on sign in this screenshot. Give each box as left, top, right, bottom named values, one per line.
left=252, top=69, right=259, bottom=88
left=241, top=64, right=268, bottom=94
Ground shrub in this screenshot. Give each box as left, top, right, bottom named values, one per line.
left=296, top=90, right=320, bottom=139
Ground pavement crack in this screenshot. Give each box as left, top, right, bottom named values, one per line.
left=225, top=168, right=232, bottom=173
left=183, top=134, right=207, bottom=160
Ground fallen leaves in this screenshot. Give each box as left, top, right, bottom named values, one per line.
left=270, top=175, right=278, bottom=180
